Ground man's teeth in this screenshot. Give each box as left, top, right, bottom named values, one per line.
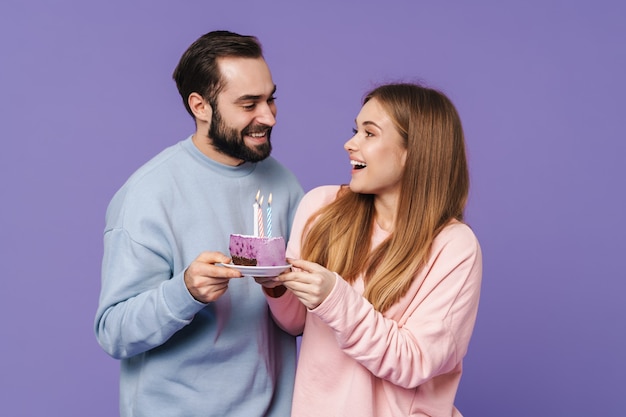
left=350, top=160, right=367, bottom=169
left=249, top=132, right=265, bottom=138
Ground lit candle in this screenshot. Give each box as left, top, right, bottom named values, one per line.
left=266, top=193, right=273, bottom=237
left=253, top=190, right=260, bottom=237
left=258, top=195, right=265, bottom=238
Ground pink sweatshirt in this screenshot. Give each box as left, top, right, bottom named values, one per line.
left=266, top=185, right=482, bottom=417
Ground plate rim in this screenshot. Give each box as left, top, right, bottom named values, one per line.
left=217, top=262, right=291, bottom=277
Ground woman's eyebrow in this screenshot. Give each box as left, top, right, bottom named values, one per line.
left=359, top=120, right=382, bottom=130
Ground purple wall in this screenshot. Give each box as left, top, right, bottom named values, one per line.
left=1, top=1, right=624, bottom=416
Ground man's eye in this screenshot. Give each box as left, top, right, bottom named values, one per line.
left=243, top=103, right=256, bottom=110
left=352, top=128, right=358, bottom=135
left=268, top=96, right=277, bottom=104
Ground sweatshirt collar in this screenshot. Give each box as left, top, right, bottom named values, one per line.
left=182, top=135, right=257, bottom=178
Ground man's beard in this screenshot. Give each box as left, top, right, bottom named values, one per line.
left=208, top=108, right=272, bottom=163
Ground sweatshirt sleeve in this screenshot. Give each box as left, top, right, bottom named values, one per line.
left=309, top=223, right=482, bottom=389
left=265, top=185, right=342, bottom=336
left=94, top=227, right=207, bottom=359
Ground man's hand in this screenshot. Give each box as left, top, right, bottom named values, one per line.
left=254, top=276, right=288, bottom=298
left=184, top=251, right=242, bottom=303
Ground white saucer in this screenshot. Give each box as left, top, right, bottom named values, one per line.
left=217, top=263, right=291, bottom=277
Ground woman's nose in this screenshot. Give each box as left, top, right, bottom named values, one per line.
left=344, top=134, right=357, bottom=152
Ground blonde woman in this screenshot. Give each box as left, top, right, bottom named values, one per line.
left=259, top=82, right=482, bottom=416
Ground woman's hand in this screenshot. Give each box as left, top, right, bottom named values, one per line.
left=276, top=258, right=337, bottom=309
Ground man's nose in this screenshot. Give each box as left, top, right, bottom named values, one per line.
left=255, top=103, right=276, bottom=127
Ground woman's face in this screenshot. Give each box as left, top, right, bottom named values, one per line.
left=344, top=98, right=407, bottom=198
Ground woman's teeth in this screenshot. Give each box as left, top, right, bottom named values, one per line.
left=350, top=160, right=367, bottom=169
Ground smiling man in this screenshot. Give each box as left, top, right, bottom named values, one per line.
left=188, top=55, right=277, bottom=164
left=95, top=31, right=304, bottom=417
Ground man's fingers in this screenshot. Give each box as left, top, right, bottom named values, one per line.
left=195, top=251, right=232, bottom=265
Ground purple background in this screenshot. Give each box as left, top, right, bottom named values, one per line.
left=1, top=1, right=624, bottom=416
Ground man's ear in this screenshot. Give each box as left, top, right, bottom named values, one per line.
left=188, top=93, right=212, bottom=123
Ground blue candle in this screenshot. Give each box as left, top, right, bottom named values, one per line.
left=266, top=193, right=273, bottom=237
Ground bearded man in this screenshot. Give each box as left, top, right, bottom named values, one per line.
left=95, top=30, right=303, bottom=417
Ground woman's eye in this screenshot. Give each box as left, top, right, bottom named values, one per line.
left=352, top=128, right=374, bottom=137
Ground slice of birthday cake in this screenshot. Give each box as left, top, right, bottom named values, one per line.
left=229, top=234, right=286, bottom=266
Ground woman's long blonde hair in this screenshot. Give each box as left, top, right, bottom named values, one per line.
left=301, top=83, right=469, bottom=312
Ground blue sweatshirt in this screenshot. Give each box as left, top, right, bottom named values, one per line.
left=95, top=136, right=304, bottom=417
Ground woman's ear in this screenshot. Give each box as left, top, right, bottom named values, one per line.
left=188, top=92, right=212, bottom=123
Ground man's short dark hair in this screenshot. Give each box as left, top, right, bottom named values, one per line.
left=173, top=30, right=264, bottom=117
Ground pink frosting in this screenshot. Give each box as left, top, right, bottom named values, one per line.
left=229, top=234, right=286, bottom=266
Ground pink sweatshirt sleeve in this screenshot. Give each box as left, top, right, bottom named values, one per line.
left=309, top=222, right=482, bottom=389
left=266, top=186, right=343, bottom=336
